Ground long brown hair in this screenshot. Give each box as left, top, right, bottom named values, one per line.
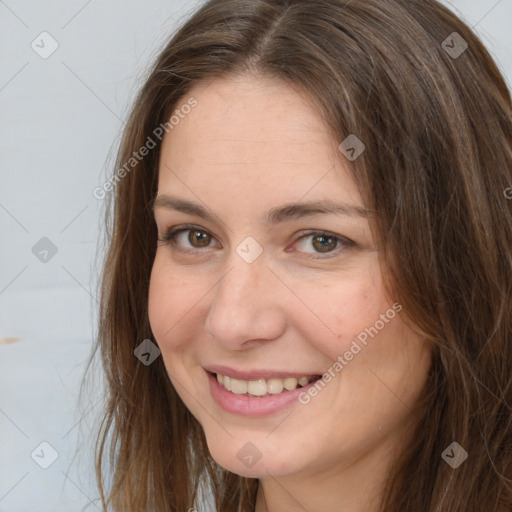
left=88, top=0, right=512, bottom=510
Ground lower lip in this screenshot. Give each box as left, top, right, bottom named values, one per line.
left=207, top=370, right=319, bottom=417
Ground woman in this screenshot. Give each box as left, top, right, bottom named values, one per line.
left=89, top=0, right=512, bottom=510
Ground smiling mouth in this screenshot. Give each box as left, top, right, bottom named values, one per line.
left=209, top=371, right=321, bottom=397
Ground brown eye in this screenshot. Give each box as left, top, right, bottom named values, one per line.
left=188, top=229, right=211, bottom=247
left=294, top=231, right=355, bottom=258
left=311, top=234, right=338, bottom=253
left=157, top=225, right=216, bottom=251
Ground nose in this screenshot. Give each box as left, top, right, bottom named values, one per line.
left=204, top=249, right=287, bottom=350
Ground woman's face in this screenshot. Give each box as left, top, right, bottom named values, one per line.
left=148, top=74, right=432, bottom=481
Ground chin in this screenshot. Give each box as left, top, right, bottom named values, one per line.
left=205, top=434, right=302, bottom=479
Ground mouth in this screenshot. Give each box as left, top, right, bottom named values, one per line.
left=206, top=369, right=324, bottom=416
left=207, top=371, right=322, bottom=398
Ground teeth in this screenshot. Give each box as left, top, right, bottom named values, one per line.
left=283, top=377, right=297, bottom=390
left=215, top=373, right=317, bottom=396
left=267, top=378, right=284, bottom=394
left=230, top=378, right=248, bottom=394
left=298, top=376, right=309, bottom=387
left=248, top=379, right=267, bottom=396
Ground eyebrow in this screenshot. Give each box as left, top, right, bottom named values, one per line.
left=152, top=194, right=370, bottom=225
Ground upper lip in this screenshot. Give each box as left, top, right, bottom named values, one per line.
left=204, top=365, right=321, bottom=381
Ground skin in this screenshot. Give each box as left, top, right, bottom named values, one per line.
left=148, top=73, right=432, bottom=512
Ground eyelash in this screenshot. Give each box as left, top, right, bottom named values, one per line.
left=157, top=223, right=355, bottom=260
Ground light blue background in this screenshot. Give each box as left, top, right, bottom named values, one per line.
left=1, top=1, right=511, bottom=510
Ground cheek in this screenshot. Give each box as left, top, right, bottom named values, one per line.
left=147, top=255, right=195, bottom=348
left=287, top=264, right=389, bottom=357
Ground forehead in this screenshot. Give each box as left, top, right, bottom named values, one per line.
left=157, top=74, right=362, bottom=209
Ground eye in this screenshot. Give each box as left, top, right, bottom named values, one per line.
left=157, top=224, right=355, bottom=259
left=157, top=224, right=217, bottom=251
left=292, top=231, right=355, bottom=258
